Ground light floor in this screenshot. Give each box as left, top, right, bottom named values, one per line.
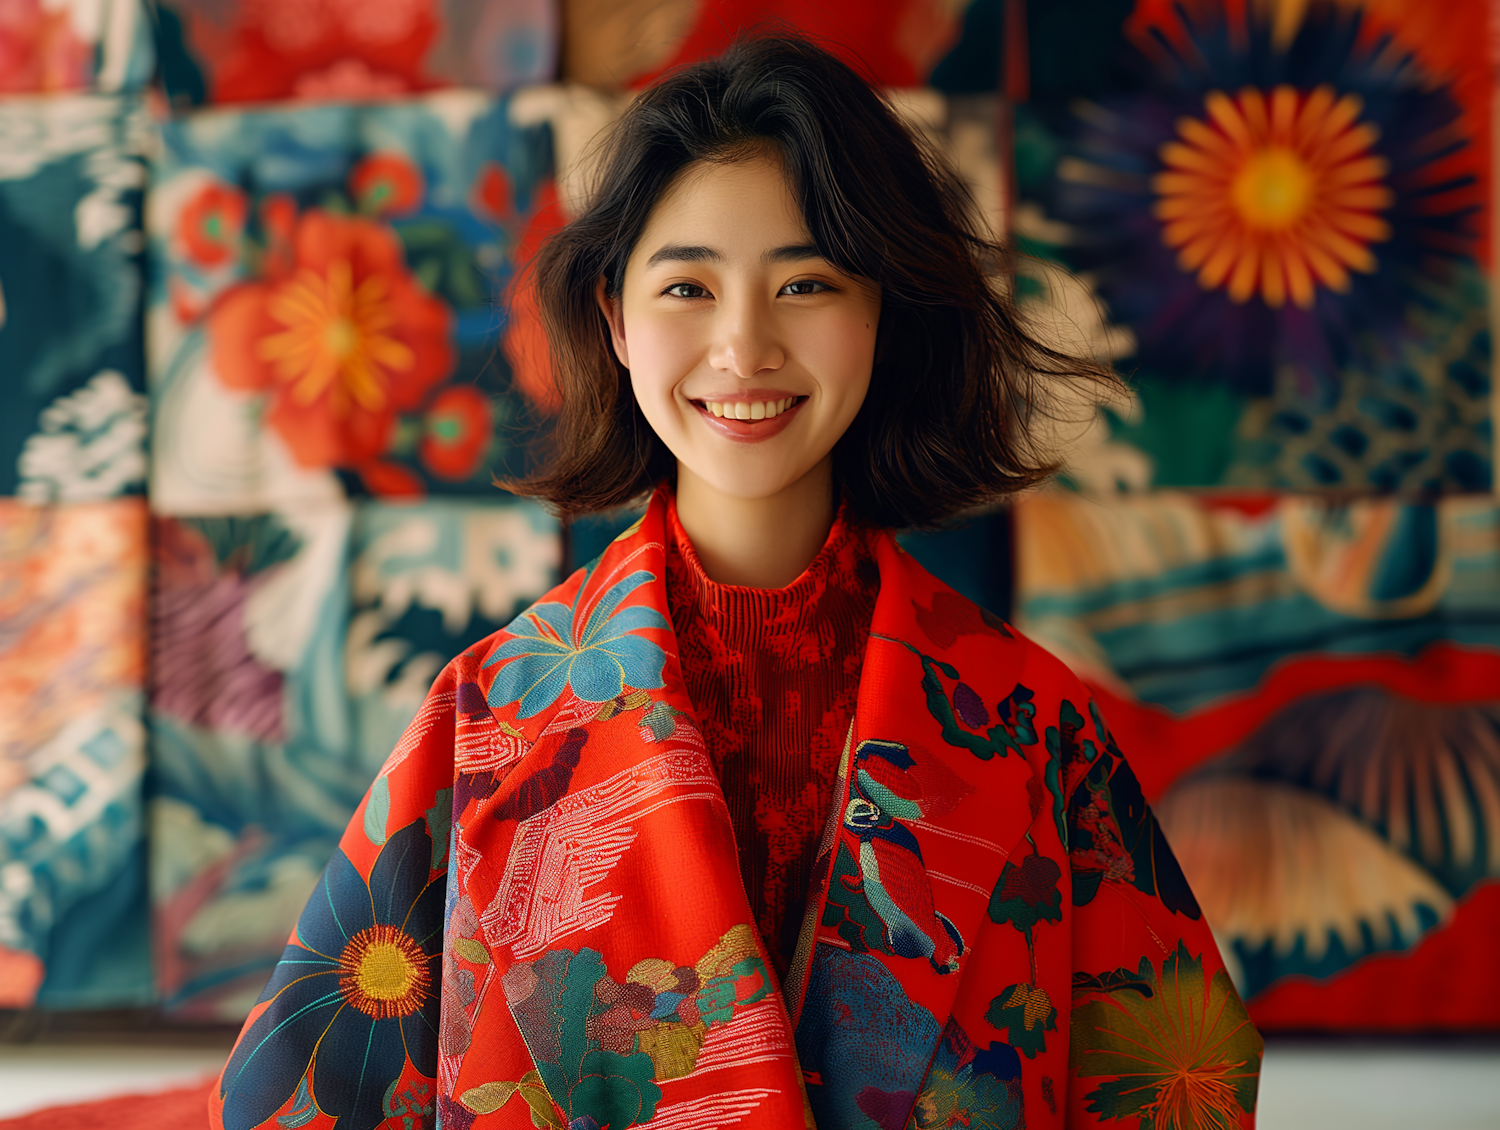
left=0, top=1040, right=1497, bottom=1124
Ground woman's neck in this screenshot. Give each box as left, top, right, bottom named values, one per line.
left=674, top=459, right=836, bottom=589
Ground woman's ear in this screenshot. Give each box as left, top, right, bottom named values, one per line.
left=595, top=276, right=629, bottom=369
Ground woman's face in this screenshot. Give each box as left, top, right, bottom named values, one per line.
left=601, top=155, right=881, bottom=503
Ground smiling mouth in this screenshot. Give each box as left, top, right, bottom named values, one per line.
left=692, top=396, right=805, bottom=421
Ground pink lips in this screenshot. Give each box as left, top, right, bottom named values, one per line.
left=691, top=396, right=805, bottom=443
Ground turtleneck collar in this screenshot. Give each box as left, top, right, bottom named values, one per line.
left=663, top=493, right=877, bottom=647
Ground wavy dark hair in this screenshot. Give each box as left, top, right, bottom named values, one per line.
left=508, top=33, right=1115, bottom=528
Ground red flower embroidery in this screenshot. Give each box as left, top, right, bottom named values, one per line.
left=177, top=181, right=248, bottom=268
left=997, top=852, right=1063, bottom=909
left=350, top=152, right=424, bottom=217
left=209, top=209, right=453, bottom=469
left=471, top=161, right=516, bottom=222
left=420, top=386, right=491, bottom=481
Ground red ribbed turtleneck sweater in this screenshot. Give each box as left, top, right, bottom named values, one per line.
left=665, top=498, right=880, bottom=977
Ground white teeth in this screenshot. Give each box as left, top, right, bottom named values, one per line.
left=701, top=397, right=799, bottom=420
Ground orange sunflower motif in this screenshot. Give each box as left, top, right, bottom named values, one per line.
left=210, top=209, right=453, bottom=468
left=1153, top=84, right=1395, bottom=309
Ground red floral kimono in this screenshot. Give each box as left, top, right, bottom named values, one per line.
left=212, top=490, right=1263, bottom=1130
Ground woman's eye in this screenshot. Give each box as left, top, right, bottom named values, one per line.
left=781, top=279, right=829, bottom=296
left=664, top=283, right=709, bottom=299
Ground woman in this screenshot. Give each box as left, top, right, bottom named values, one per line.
left=214, top=35, right=1262, bottom=1130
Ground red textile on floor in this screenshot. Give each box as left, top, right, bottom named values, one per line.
left=665, top=497, right=879, bottom=976
left=0, top=1080, right=212, bottom=1130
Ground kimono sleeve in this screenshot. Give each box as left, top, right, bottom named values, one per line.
left=210, top=661, right=462, bottom=1130
left=1059, top=695, right=1264, bottom=1128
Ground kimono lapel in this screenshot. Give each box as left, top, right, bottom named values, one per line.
left=787, top=534, right=1040, bottom=1127
left=463, top=494, right=1038, bottom=1129
left=462, top=496, right=812, bottom=1127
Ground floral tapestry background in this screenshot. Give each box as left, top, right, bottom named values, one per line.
left=148, top=90, right=555, bottom=510
left=1022, top=0, right=1493, bottom=494
left=1, top=0, right=1498, bottom=1038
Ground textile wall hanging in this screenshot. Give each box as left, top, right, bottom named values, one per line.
left=147, top=89, right=556, bottom=513
left=0, top=0, right=154, bottom=96
left=0, top=92, right=152, bottom=1011
left=150, top=499, right=561, bottom=1020
left=0, top=500, right=151, bottom=1010
left=560, top=0, right=1005, bottom=91
left=151, top=0, right=557, bottom=107
left=1018, top=0, right=1493, bottom=493
left=1014, top=489, right=1500, bottom=1031
left=0, top=95, right=149, bottom=503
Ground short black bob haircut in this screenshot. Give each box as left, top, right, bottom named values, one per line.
left=508, top=33, right=1115, bottom=529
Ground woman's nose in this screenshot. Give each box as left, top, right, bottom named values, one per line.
left=707, top=297, right=785, bottom=377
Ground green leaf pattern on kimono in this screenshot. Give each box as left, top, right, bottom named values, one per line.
left=984, top=982, right=1058, bottom=1060
left=1072, top=943, right=1263, bottom=1128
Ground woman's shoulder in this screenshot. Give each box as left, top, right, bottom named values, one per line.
left=873, top=527, right=1088, bottom=693
left=445, top=518, right=677, bottom=737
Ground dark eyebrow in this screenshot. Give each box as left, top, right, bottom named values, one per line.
left=764, top=243, right=822, bottom=265
left=645, top=244, right=721, bottom=267
left=644, top=243, right=825, bottom=268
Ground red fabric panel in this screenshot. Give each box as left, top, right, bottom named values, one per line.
left=1093, top=645, right=1500, bottom=802
left=631, top=0, right=966, bottom=89
left=1248, top=882, right=1500, bottom=1032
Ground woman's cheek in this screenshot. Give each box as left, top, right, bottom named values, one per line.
left=640, top=316, right=705, bottom=386
left=627, top=330, right=688, bottom=421
left=801, top=311, right=877, bottom=406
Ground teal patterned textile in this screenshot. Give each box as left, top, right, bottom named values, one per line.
left=0, top=78, right=566, bottom=1012
left=0, top=95, right=149, bottom=503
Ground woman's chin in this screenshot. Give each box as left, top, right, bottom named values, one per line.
left=675, top=459, right=826, bottom=506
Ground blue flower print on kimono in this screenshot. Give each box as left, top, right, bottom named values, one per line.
left=218, top=818, right=443, bottom=1130
left=484, top=568, right=667, bottom=718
